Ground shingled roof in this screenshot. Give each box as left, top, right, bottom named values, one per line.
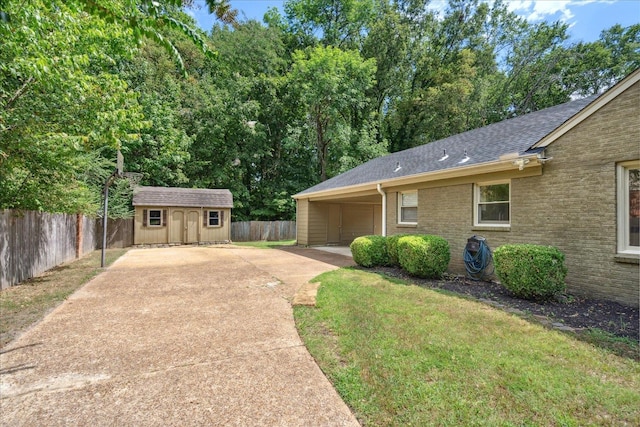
left=295, top=94, right=598, bottom=197
left=132, top=187, right=233, bottom=208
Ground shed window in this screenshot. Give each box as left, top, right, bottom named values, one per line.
left=475, top=182, right=510, bottom=226
left=208, top=210, right=220, bottom=227
left=398, top=191, right=418, bottom=224
left=148, top=209, right=162, bottom=227
left=617, top=161, right=640, bottom=254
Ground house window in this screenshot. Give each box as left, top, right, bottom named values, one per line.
left=398, top=191, right=418, bottom=224
left=208, top=210, right=220, bottom=227
left=475, top=182, right=510, bottom=226
left=617, top=161, right=640, bottom=254
left=148, top=209, right=162, bottom=227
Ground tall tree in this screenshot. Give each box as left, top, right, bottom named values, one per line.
left=287, top=45, right=378, bottom=181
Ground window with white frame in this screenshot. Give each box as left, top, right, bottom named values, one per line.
left=475, top=181, right=510, bottom=226
left=398, top=191, right=418, bottom=224
left=148, top=209, right=162, bottom=227
left=617, top=161, right=640, bottom=254
left=208, top=210, right=221, bottom=227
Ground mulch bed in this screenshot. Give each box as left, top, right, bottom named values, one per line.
left=361, top=266, right=639, bottom=343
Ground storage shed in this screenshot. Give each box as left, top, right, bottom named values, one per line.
left=132, top=186, right=233, bottom=245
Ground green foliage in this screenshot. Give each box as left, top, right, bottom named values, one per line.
left=493, top=244, right=568, bottom=301
left=397, top=235, right=450, bottom=279
left=386, top=233, right=409, bottom=267
left=350, top=235, right=389, bottom=268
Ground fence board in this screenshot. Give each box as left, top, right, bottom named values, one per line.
left=96, top=218, right=134, bottom=248
left=231, top=221, right=296, bottom=242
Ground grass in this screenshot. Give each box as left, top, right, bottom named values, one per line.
left=294, top=268, right=640, bottom=426
left=232, top=239, right=296, bottom=248
left=0, top=248, right=128, bottom=349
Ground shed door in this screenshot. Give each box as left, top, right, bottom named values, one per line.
left=170, top=210, right=184, bottom=243
left=186, top=210, right=199, bottom=243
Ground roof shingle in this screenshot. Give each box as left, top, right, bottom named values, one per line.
left=132, top=187, right=233, bottom=208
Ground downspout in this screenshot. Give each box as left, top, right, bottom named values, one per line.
left=376, top=183, right=386, bottom=237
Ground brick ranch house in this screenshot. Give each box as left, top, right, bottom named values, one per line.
left=293, top=69, right=640, bottom=307
left=132, top=187, right=232, bottom=245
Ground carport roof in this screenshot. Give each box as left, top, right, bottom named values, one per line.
left=132, top=186, right=233, bottom=208
left=294, top=94, right=598, bottom=198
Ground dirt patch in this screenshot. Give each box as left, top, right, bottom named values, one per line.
left=362, top=266, right=639, bottom=343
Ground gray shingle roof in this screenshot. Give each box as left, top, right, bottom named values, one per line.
left=296, top=95, right=597, bottom=196
left=132, top=187, right=233, bottom=208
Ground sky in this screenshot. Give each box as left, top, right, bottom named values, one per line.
left=186, top=0, right=640, bottom=43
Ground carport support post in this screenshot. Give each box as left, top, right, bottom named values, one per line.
left=377, top=183, right=387, bottom=236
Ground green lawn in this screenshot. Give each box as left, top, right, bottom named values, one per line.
left=232, top=239, right=296, bottom=248
left=294, top=269, right=640, bottom=426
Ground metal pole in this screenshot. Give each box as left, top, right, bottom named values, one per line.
left=101, top=171, right=116, bottom=268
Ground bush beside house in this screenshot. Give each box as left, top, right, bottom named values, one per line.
left=350, top=235, right=390, bottom=267
left=351, top=234, right=450, bottom=278
left=493, top=244, right=568, bottom=301
left=397, top=235, right=450, bottom=279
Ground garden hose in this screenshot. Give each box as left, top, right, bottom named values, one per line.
left=463, top=236, right=494, bottom=280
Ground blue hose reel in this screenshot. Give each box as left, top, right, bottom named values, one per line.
left=463, top=235, right=494, bottom=280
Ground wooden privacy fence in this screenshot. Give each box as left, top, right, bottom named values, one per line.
left=231, top=221, right=296, bottom=242
left=1, top=210, right=134, bottom=289
left=96, top=218, right=134, bottom=249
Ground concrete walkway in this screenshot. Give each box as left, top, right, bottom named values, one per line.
left=0, top=246, right=357, bottom=426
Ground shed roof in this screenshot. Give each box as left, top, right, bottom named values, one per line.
left=132, top=187, right=233, bottom=208
left=295, top=94, right=598, bottom=197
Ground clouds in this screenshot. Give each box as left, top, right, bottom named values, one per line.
left=505, top=1, right=616, bottom=23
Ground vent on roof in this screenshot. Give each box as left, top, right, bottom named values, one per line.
left=439, top=150, right=449, bottom=161
left=458, top=150, right=470, bottom=164
left=394, top=162, right=402, bottom=172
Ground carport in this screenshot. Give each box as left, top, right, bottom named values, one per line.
left=294, top=191, right=383, bottom=246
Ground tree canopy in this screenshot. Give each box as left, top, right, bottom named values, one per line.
left=1, top=0, right=638, bottom=220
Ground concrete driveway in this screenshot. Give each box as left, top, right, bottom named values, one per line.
left=0, top=246, right=357, bottom=426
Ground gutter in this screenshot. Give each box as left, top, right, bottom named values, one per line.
left=376, top=183, right=386, bottom=236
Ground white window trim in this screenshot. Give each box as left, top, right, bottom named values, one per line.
left=617, top=160, right=640, bottom=255
left=474, top=180, right=511, bottom=227
left=148, top=209, right=163, bottom=227
left=397, top=191, right=418, bottom=225
left=207, top=210, right=221, bottom=228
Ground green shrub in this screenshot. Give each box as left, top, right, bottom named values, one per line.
left=397, top=235, right=450, bottom=278
left=493, top=244, right=567, bottom=301
left=386, top=233, right=409, bottom=266
left=350, top=235, right=389, bottom=267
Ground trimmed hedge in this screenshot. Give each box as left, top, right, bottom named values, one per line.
left=397, top=235, right=450, bottom=279
left=350, top=235, right=390, bottom=267
left=493, top=244, right=567, bottom=301
left=386, top=233, right=409, bottom=266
